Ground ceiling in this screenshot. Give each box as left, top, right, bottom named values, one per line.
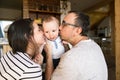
left=70, top=0, right=103, bottom=11
left=0, top=0, right=114, bottom=29
left=69, top=0, right=114, bottom=29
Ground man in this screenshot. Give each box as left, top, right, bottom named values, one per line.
left=45, top=11, right=108, bottom=80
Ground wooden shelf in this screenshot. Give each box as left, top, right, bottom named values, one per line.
left=27, top=0, right=60, bottom=19
left=29, top=9, right=61, bottom=15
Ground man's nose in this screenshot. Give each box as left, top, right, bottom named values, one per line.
left=59, top=25, right=62, bottom=31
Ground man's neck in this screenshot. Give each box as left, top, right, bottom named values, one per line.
left=71, top=36, right=89, bottom=46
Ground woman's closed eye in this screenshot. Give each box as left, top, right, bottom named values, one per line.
left=38, top=29, right=42, bottom=32
left=45, top=31, right=49, bottom=33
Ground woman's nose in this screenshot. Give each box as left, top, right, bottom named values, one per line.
left=41, top=31, right=44, bottom=34
left=41, top=31, right=44, bottom=37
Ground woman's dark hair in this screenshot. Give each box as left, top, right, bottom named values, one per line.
left=69, top=11, right=90, bottom=36
left=7, top=18, right=33, bottom=54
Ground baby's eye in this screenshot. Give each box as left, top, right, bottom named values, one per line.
left=52, top=30, right=56, bottom=32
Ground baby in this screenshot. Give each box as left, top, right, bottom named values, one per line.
left=42, top=16, right=69, bottom=69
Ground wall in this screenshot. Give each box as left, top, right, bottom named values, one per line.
left=0, top=8, right=22, bottom=20
left=115, top=0, right=120, bottom=79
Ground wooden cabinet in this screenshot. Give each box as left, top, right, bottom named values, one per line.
left=25, top=0, right=61, bottom=19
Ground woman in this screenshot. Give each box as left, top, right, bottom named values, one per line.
left=0, top=18, right=45, bottom=80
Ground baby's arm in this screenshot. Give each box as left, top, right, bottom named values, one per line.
left=44, top=42, right=54, bottom=80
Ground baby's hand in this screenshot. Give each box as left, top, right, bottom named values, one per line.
left=62, top=41, right=69, bottom=44
left=33, top=53, right=43, bottom=65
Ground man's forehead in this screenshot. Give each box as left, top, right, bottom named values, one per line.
left=64, top=13, right=76, bottom=23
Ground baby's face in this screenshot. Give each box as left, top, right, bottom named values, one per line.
left=43, top=21, right=59, bottom=41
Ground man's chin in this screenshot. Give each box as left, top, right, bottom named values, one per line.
left=61, top=38, right=66, bottom=41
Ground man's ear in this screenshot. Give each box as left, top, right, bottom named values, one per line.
left=73, top=27, right=82, bottom=36
left=76, top=27, right=82, bottom=34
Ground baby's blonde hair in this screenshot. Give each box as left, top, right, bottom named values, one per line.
left=43, top=16, right=59, bottom=26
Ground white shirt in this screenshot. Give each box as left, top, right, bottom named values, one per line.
left=47, top=36, right=65, bottom=59
left=51, top=39, right=108, bottom=80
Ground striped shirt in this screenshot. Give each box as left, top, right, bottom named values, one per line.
left=0, top=51, right=42, bottom=80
